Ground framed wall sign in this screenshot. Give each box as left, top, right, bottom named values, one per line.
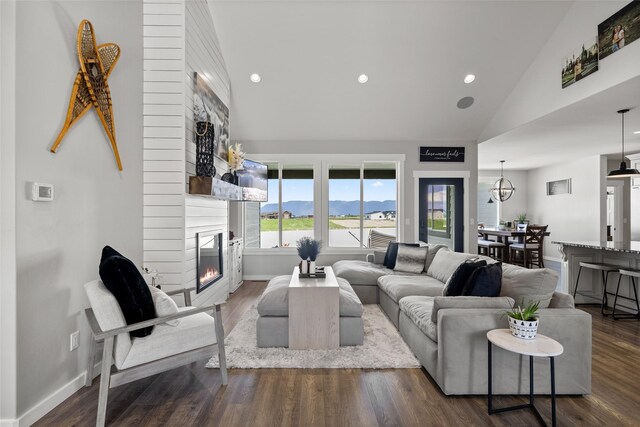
left=546, top=178, right=572, bottom=196
left=419, top=147, right=465, bottom=162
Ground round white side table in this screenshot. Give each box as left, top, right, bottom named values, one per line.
left=487, top=329, right=564, bottom=427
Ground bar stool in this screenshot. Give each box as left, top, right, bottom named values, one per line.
left=610, top=269, right=640, bottom=320
left=573, top=262, right=620, bottom=315
left=478, top=239, right=506, bottom=261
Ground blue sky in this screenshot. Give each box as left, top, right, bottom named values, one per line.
left=265, top=179, right=396, bottom=204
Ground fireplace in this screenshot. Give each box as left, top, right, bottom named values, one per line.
left=196, top=231, right=223, bottom=293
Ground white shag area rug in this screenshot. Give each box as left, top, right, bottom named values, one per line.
left=206, top=304, right=420, bottom=369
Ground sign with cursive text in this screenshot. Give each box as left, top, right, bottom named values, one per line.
left=419, top=147, right=465, bottom=163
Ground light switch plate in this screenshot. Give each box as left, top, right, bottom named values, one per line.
left=31, top=182, right=54, bottom=201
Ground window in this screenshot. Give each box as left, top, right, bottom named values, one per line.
left=426, top=184, right=451, bottom=238
left=244, top=156, right=401, bottom=251
left=245, top=163, right=314, bottom=248
left=328, top=162, right=397, bottom=248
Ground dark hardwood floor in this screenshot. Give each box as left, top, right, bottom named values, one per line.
left=36, top=282, right=640, bottom=427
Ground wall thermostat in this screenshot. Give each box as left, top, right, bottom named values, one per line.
left=31, top=182, right=54, bottom=201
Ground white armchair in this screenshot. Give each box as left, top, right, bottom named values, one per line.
left=83, top=280, right=227, bottom=426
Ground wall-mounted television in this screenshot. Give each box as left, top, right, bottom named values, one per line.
left=236, top=159, right=268, bottom=202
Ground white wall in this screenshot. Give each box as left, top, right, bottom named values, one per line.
left=479, top=170, right=528, bottom=224
left=526, top=156, right=606, bottom=260
left=481, top=1, right=640, bottom=142
left=239, top=140, right=478, bottom=278
left=13, top=0, right=143, bottom=421
left=1, top=0, right=18, bottom=423
left=143, top=0, right=231, bottom=305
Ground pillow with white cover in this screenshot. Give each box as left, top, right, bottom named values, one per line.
left=148, top=286, right=180, bottom=326
left=394, top=245, right=428, bottom=274
left=424, top=244, right=447, bottom=272
left=426, top=249, right=476, bottom=283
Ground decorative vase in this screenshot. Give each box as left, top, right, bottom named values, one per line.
left=233, top=170, right=239, bottom=185
left=309, top=260, right=316, bottom=273
left=508, top=316, right=539, bottom=340
left=300, top=260, right=309, bottom=274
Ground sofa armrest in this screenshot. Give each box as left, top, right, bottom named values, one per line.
left=435, top=308, right=591, bottom=395
left=548, top=291, right=575, bottom=308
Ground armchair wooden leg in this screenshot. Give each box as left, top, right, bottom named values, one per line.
left=96, top=336, right=113, bottom=427
left=214, top=305, right=228, bottom=385
left=85, top=334, right=98, bottom=387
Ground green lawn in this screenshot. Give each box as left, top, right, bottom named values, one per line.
left=428, top=218, right=447, bottom=231
left=261, top=218, right=314, bottom=232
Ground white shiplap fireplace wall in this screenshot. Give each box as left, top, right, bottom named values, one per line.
left=143, top=0, right=231, bottom=305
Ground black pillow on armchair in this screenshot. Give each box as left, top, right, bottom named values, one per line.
left=383, top=242, right=420, bottom=269
left=98, top=246, right=156, bottom=337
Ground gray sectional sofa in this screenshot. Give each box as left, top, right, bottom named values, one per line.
left=332, top=245, right=592, bottom=395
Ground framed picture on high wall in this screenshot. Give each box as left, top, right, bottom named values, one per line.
left=561, top=37, right=598, bottom=88
left=193, top=73, right=230, bottom=161
left=598, top=1, right=640, bottom=60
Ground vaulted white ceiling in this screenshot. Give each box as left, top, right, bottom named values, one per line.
left=478, top=75, right=640, bottom=170
left=209, top=0, right=572, bottom=142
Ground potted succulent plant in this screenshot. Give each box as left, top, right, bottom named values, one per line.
left=516, top=213, right=529, bottom=225
left=503, top=301, right=540, bottom=340
left=296, top=237, right=321, bottom=274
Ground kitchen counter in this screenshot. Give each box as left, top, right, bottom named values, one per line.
left=553, top=241, right=640, bottom=311
left=552, top=240, right=640, bottom=255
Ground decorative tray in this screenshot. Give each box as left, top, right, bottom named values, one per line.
left=298, top=267, right=326, bottom=279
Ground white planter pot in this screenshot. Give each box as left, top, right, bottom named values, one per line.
left=508, top=316, right=539, bottom=340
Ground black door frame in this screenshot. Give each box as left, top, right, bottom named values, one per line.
left=418, top=177, right=464, bottom=252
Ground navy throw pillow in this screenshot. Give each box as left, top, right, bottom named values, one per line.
left=442, top=260, right=487, bottom=296
left=384, top=242, right=420, bottom=269
left=98, top=246, right=156, bottom=338
left=463, top=262, right=502, bottom=297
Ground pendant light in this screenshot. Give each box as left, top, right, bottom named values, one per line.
left=487, top=198, right=494, bottom=204
left=608, top=109, right=640, bottom=178
left=490, top=160, right=515, bottom=202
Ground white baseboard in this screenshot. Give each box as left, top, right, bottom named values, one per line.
left=0, top=419, right=19, bottom=427
left=243, top=275, right=274, bottom=281
left=16, top=362, right=101, bottom=427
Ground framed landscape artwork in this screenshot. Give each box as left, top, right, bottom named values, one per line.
left=193, top=73, right=229, bottom=161
left=598, top=0, right=640, bottom=60
left=561, top=37, right=598, bottom=88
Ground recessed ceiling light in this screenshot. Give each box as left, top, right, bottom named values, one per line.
left=464, top=74, right=476, bottom=84
left=358, top=74, right=369, bottom=84
left=250, top=73, right=261, bottom=83
left=634, top=130, right=640, bottom=134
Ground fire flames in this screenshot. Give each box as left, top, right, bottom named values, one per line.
left=200, top=267, right=219, bottom=284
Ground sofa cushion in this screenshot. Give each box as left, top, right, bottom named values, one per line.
left=378, top=275, right=445, bottom=303
left=426, top=249, right=476, bottom=283
left=500, top=264, right=558, bottom=308
left=257, top=275, right=363, bottom=317
left=333, top=260, right=417, bottom=286
left=119, top=307, right=216, bottom=369
left=424, top=244, right=447, bottom=272
left=394, top=245, right=428, bottom=274
left=98, top=246, right=156, bottom=338
left=430, top=296, right=515, bottom=323
left=442, top=260, right=487, bottom=296
left=398, top=296, right=437, bottom=342
left=463, top=263, right=502, bottom=297
left=384, top=242, right=420, bottom=269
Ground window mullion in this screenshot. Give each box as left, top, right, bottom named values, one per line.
left=278, top=163, right=283, bottom=247
left=360, top=164, right=364, bottom=248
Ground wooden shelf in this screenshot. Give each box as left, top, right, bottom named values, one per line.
left=188, top=176, right=241, bottom=201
